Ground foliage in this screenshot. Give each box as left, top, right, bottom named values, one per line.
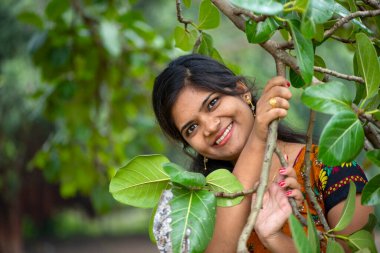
left=15, top=0, right=173, bottom=213
left=109, top=154, right=243, bottom=253
left=109, top=0, right=380, bottom=252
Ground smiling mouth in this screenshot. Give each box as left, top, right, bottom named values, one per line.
left=215, top=123, right=232, bottom=145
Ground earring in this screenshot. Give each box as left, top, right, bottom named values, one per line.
left=244, top=94, right=256, bottom=115
left=203, top=156, right=208, bottom=171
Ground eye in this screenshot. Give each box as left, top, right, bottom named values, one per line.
left=207, top=97, right=219, bottom=111
left=186, top=123, right=198, bottom=136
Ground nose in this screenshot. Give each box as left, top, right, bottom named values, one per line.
left=203, top=115, right=220, bottom=137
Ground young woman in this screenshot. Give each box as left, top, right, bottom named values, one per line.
left=152, top=54, right=373, bottom=252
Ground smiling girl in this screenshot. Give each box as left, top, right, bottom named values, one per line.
left=152, top=54, right=372, bottom=252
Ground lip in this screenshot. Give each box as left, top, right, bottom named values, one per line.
left=214, top=122, right=233, bottom=147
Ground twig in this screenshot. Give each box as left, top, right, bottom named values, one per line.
left=278, top=41, right=294, bottom=50
left=363, top=0, right=380, bottom=9
left=364, top=137, right=375, bottom=151
left=331, top=35, right=356, bottom=44
left=274, top=147, right=308, bottom=226
left=176, top=0, right=192, bottom=28
left=324, top=9, right=380, bottom=39
left=353, top=104, right=380, bottom=129
left=313, top=66, right=365, bottom=84
left=213, top=187, right=258, bottom=198
left=304, top=110, right=331, bottom=232
left=232, top=7, right=267, bottom=22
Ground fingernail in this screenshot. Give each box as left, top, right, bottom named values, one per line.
left=286, top=190, right=292, bottom=196
left=286, top=81, right=291, bottom=87
left=279, top=168, right=286, bottom=174
left=284, top=154, right=289, bottom=162
left=278, top=180, right=285, bottom=187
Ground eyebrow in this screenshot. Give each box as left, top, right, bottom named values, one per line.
left=180, top=92, right=215, bottom=134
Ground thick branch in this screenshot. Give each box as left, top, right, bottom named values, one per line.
left=304, top=110, right=331, bottom=232
left=324, top=9, right=380, bottom=39
left=232, top=8, right=267, bottom=22
left=313, top=66, right=365, bottom=83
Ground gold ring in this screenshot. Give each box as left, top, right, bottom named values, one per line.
left=269, top=98, right=277, bottom=108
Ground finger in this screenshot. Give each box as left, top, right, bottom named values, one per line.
left=278, top=177, right=301, bottom=190
left=260, top=86, right=292, bottom=102
left=254, top=109, right=288, bottom=126
left=279, top=166, right=297, bottom=178
left=263, top=97, right=290, bottom=111
left=263, top=76, right=291, bottom=92
left=286, top=189, right=304, bottom=206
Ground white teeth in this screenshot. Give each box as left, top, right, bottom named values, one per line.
left=216, top=124, right=232, bottom=145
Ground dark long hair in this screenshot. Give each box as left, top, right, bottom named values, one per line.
left=152, top=54, right=304, bottom=175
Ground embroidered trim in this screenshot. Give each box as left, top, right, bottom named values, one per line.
left=324, top=175, right=366, bottom=197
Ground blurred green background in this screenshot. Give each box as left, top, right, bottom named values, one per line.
left=0, top=0, right=378, bottom=252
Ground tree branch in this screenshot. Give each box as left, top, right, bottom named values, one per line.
left=313, top=66, right=365, bottom=83
left=363, top=0, right=380, bottom=9
left=232, top=8, right=267, bottom=22
left=304, top=110, right=331, bottom=232
left=324, top=9, right=380, bottom=39
left=176, top=0, right=192, bottom=28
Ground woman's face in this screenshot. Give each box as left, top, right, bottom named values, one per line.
left=172, top=85, right=254, bottom=162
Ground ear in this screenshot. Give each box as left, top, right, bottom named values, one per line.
left=236, top=81, right=251, bottom=100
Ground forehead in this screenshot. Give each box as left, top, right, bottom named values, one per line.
left=171, top=86, right=210, bottom=129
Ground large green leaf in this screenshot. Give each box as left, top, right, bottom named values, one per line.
left=183, top=0, right=192, bottom=8
left=306, top=0, right=334, bottom=24
left=348, top=230, right=377, bottom=252
left=245, top=18, right=279, bottom=44
left=109, top=154, right=170, bottom=208
left=289, top=68, right=305, bottom=88
left=326, top=239, right=345, bottom=253
left=361, top=174, right=380, bottom=206
left=318, top=111, right=364, bottom=166
left=289, top=214, right=313, bottom=252
left=205, top=169, right=244, bottom=207
left=307, top=212, right=320, bottom=253
left=197, top=32, right=214, bottom=56
left=332, top=182, right=356, bottom=232
left=174, top=26, right=198, bottom=51
left=314, top=55, right=327, bottom=81
left=163, top=162, right=206, bottom=188
left=170, top=188, right=216, bottom=253
left=45, top=0, right=70, bottom=20
left=356, top=33, right=380, bottom=99
left=229, top=0, right=283, bottom=15
left=288, top=20, right=314, bottom=85
left=197, top=0, right=220, bottom=30
left=301, top=81, right=355, bottom=114
left=17, top=12, right=44, bottom=29
left=366, top=149, right=380, bottom=167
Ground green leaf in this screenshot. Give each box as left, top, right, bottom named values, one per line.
left=314, top=24, right=325, bottom=42
left=211, top=48, right=224, bottom=63
left=149, top=205, right=158, bottom=243
left=318, top=111, right=364, bottom=166
left=301, top=81, right=355, bottom=114
left=348, top=230, right=377, bottom=252
left=205, top=169, right=244, bottom=207
left=183, top=0, right=191, bottom=8
left=360, top=213, right=378, bottom=233
left=307, top=211, right=320, bottom=253
left=361, top=174, right=380, bottom=206
left=306, top=0, right=334, bottom=24
left=197, top=32, right=214, bottom=56
left=366, top=149, right=380, bottom=167
left=45, top=0, right=70, bottom=20
left=314, top=55, right=326, bottom=81
left=109, top=154, right=170, bottom=208
left=326, top=239, right=345, bottom=253
left=289, top=68, right=305, bottom=88
left=163, top=162, right=206, bottom=188
left=170, top=188, right=216, bottom=253
left=332, top=182, right=356, bottom=232
left=197, top=0, right=220, bottom=30
left=100, top=21, right=121, bottom=57
left=301, top=19, right=316, bottom=39
left=229, top=0, right=283, bottom=15
left=356, top=33, right=380, bottom=99
left=289, top=214, right=313, bottom=252
left=288, top=20, right=314, bottom=85
left=17, top=12, right=44, bottom=29
left=174, top=26, right=198, bottom=51
left=246, top=18, right=278, bottom=44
